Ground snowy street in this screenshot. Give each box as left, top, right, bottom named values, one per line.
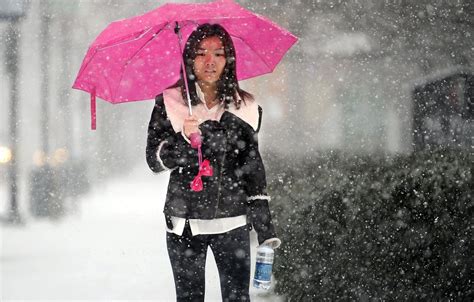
left=1, top=164, right=279, bottom=301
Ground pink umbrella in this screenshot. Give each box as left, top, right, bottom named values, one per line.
left=72, top=0, right=297, bottom=129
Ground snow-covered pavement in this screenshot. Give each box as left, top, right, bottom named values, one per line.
left=1, top=164, right=280, bottom=301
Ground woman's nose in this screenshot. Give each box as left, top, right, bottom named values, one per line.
left=205, top=54, right=215, bottom=65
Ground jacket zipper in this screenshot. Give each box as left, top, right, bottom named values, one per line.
left=214, top=152, right=226, bottom=218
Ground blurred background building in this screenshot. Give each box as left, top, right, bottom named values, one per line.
left=1, top=0, right=472, bottom=220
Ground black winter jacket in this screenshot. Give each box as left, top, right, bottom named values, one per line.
left=146, top=93, right=276, bottom=244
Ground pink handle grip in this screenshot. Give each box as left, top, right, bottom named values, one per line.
left=190, top=132, right=202, bottom=149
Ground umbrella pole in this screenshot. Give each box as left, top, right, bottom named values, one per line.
left=175, top=22, right=193, bottom=116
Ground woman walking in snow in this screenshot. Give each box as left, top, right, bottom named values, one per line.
left=146, top=23, right=280, bottom=301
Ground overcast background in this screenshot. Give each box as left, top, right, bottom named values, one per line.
left=1, top=0, right=472, bottom=300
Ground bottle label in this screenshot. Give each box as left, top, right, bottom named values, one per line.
left=254, top=262, right=272, bottom=282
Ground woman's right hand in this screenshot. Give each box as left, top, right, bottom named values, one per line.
left=183, top=115, right=201, bottom=138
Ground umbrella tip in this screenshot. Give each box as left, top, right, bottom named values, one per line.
left=174, top=21, right=180, bottom=34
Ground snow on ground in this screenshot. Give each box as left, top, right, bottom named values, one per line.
left=1, top=164, right=281, bottom=301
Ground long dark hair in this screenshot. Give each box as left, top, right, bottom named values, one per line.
left=171, top=23, right=252, bottom=109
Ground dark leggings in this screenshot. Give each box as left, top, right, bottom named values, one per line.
left=166, top=223, right=251, bottom=302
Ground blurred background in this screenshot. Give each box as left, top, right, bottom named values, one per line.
left=1, top=0, right=472, bottom=223
left=0, top=0, right=472, bottom=300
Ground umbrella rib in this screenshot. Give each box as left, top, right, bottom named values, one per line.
left=113, top=23, right=170, bottom=101
left=97, top=27, right=156, bottom=51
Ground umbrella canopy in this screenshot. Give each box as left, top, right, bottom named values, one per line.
left=72, top=0, right=297, bottom=128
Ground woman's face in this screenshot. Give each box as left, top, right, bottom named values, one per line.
left=193, top=36, right=226, bottom=85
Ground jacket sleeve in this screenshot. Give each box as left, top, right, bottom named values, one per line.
left=146, top=94, right=196, bottom=173
left=243, top=106, right=280, bottom=248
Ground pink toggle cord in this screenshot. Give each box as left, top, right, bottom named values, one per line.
left=90, top=89, right=97, bottom=130
left=190, top=133, right=213, bottom=192
left=190, top=157, right=213, bottom=192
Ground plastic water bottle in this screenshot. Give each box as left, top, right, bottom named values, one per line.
left=253, top=245, right=274, bottom=290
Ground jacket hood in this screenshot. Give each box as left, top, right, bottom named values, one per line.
left=163, top=87, right=260, bottom=133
